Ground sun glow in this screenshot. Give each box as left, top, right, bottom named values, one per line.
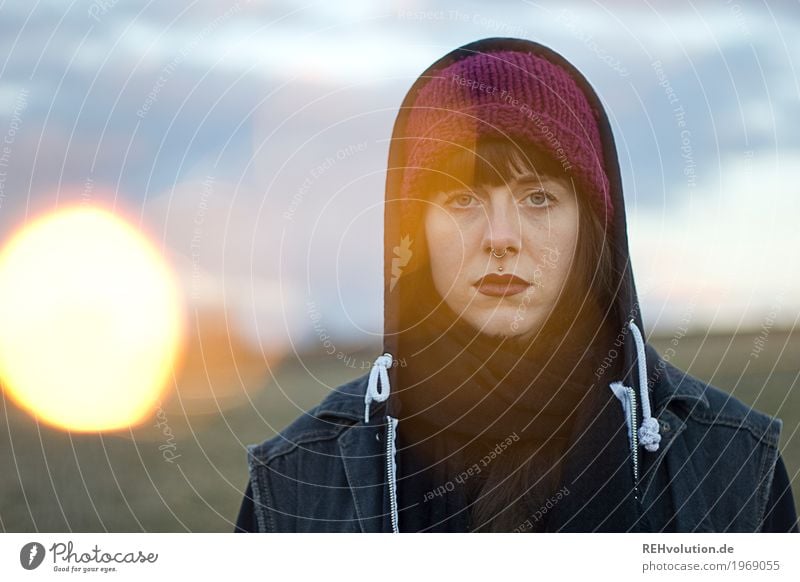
left=0, top=206, right=185, bottom=432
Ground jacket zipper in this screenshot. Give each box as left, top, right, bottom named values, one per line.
left=626, top=386, right=641, bottom=501
left=385, top=415, right=399, bottom=533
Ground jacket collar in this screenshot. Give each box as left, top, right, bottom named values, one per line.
left=314, top=372, right=377, bottom=422
left=645, top=343, right=711, bottom=413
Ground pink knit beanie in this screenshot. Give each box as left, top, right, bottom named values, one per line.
left=401, top=49, right=613, bottom=222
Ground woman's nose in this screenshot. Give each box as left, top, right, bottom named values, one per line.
left=481, top=198, right=522, bottom=256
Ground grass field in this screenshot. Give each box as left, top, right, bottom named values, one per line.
left=2, top=328, right=798, bottom=532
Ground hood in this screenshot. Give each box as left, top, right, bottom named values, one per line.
left=361, top=37, right=661, bottom=532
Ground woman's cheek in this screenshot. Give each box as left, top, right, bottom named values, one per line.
left=528, top=244, right=566, bottom=300
left=426, top=222, right=467, bottom=296
left=548, top=244, right=575, bottom=298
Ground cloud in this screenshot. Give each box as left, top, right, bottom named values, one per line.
left=2, top=0, right=799, bottom=345
left=631, top=149, right=800, bottom=332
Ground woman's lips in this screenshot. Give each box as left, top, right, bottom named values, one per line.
left=474, top=274, right=531, bottom=297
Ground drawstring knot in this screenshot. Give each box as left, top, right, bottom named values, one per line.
left=639, top=417, right=661, bottom=452
left=364, top=353, right=393, bottom=423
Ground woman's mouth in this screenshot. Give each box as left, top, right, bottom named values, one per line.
left=474, top=274, right=531, bottom=297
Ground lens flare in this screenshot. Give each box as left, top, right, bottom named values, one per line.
left=0, top=205, right=185, bottom=432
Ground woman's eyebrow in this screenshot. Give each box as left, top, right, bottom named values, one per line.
left=435, top=174, right=561, bottom=199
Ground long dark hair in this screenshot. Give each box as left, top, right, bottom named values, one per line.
left=412, top=135, right=622, bottom=531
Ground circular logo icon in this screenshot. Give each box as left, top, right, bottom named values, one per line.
left=20, top=542, right=46, bottom=570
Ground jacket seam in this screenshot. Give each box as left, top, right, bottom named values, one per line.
left=252, top=427, right=352, bottom=464
left=754, top=424, right=782, bottom=532
left=754, top=441, right=771, bottom=532
left=246, top=445, right=274, bottom=533
left=680, top=413, right=780, bottom=447
left=315, top=403, right=386, bottom=423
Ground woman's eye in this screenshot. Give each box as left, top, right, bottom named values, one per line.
left=445, top=192, right=478, bottom=208
left=524, top=189, right=553, bottom=207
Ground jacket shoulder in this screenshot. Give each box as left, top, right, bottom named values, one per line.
left=247, top=371, right=370, bottom=464
left=657, top=358, right=782, bottom=447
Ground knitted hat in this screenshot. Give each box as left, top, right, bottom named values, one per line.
left=401, top=49, right=613, bottom=223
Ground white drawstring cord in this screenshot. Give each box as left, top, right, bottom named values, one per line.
left=364, top=353, right=393, bottom=423
left=629, top=319, right=661, bottom=452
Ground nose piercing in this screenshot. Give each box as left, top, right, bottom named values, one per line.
left=491, top=247, right=508, bottom=271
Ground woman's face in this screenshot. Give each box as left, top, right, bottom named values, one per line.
left=424, top=170, right=580, bottom=340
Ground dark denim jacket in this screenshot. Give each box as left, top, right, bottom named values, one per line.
left=243, top=343, right=792, bottom=533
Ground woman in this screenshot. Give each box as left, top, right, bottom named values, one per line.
left=235, top=37, right=798, bottom=532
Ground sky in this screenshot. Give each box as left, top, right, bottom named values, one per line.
left=0, top=0, right=798, bottom=353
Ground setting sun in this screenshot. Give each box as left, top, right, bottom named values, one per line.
left=0, top=206, right=185, bottom=432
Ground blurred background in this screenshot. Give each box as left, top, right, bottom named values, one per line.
left=0, top=0, right=798, bottom=531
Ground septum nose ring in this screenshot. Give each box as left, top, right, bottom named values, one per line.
left=491, top=247, right=509, bottom=271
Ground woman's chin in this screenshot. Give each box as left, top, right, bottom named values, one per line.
left=462, top=309, right=541, bottom=341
